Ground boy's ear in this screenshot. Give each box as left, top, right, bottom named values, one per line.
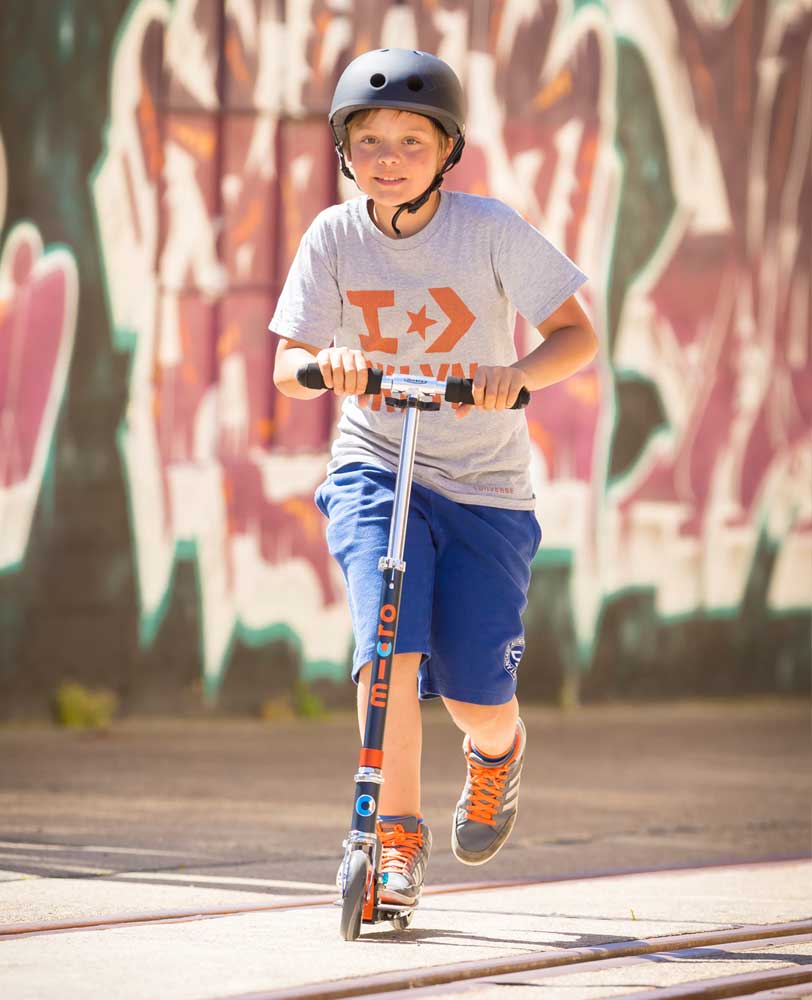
left=439, top=134, right=454, bottom=166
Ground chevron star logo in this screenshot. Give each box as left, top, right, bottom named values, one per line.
left=347, top=287, right=475, bottom=354
left=425, top=287, right=475, bottom=353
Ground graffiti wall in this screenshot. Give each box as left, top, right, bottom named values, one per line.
left=1, top=0, right=809, bottom=717
left=0, top=136, right=79, bottom=575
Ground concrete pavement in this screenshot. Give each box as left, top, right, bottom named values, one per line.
left=0, top=697, right=809, bottom=998
left=0, top=861, right=810, bottom=999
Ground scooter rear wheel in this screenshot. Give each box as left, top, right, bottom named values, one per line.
left=339, top=850, right=370, bottom=941
left=392, top=909, right=414, bottom=930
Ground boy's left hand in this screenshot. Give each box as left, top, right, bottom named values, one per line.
left=453, top=365, right=526, bottom=418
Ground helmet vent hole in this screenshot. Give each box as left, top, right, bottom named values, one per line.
left=370, top=73, right=386, bottom=88
left=406, top=75, right=424, bottom=92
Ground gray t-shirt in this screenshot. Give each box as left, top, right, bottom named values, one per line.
left=270, top=190, right=587, bottom=510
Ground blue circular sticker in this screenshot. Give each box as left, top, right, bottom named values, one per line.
left=356, top=794, right=376, bottom=816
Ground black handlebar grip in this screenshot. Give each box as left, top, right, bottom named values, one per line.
left=296, top=363, right=384, bottom=394
left=365, top=368, right=383, bottom=394
left=296, top=363, right=326, bottom=389
left=513, top=387, right=531, bottom=409
left=443, top=376, right=474, bottom=404
left=444, top=377, right=530, bottom=409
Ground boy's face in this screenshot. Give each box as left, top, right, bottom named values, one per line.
left=346, top=109, right=452, bottom=207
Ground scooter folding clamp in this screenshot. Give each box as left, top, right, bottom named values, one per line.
left=378, top=556, right=406, bottom=572
left=354, top=769, right=384, bottom=785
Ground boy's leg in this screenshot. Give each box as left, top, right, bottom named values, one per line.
left=356, top=651, right=431, bottom=905
left=442, top=694, right=526, bottom=866
left=357, top=652, right=423, bottom=815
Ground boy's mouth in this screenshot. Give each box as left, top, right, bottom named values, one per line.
left=374, top=176, right=406, bottom=186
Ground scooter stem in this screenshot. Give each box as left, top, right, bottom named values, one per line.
left=385, top=403, right=420, bottom=565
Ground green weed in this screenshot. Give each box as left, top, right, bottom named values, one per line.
left=261, top=682, right=327, bottom=722
left=52, top=682, right=118, bottom=730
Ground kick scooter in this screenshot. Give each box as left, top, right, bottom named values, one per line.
left=296, top=365, right=529, bottom=940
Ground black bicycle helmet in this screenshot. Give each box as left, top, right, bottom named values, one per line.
left=329, top=48, right=466, bottom=236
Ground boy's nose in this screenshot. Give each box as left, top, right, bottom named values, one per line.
left=377, top=146, right=399, bottom=165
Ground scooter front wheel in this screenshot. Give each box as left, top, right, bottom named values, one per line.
left=339, top=850, right=370, bottom=941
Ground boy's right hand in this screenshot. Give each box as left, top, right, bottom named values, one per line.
left=316, top=347, right=372, bottom=407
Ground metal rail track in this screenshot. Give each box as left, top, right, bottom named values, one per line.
left=1, top=873, right=809, bottom=1000
left=216, top=923, right=812, bottom=1000
left=2, top=857, right=805, bottom=940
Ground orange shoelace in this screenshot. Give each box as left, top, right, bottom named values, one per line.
left=379, top=825, right=424, bottom=874
left=464, top=759, right=510, bottom=826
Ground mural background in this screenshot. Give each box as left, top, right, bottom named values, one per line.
left=1, top=0, right=809, bottom=719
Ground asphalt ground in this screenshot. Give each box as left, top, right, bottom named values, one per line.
left=0, top=697, right=808, bottom=892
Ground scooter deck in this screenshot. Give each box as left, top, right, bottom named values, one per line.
left=333, top=898, right=417, bottom=924
left=373, top=901, right=417, bottom=916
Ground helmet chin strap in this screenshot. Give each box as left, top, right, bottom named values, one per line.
left=332, top=132, right=465, bottom=238
left=390, top=173, right=443, bottom=237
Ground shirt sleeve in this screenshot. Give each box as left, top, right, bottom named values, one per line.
left=268, top=213, right=342, bottom=349
left=495, top=207, right=588, bottom=327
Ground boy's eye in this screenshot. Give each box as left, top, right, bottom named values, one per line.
left=356, top=135, right=423, bottom=146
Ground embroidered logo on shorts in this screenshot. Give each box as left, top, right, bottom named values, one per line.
left=503, top=634, right=525, bottom=678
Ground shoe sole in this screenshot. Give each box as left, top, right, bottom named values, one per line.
left=451, top=809, right=518, bottom=866
left=379, top=887, right=422, bottom=905
left=338, top=874, right=424, bottom=906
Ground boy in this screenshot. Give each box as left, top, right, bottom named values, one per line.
left=271, top=49, right=597, bottom=906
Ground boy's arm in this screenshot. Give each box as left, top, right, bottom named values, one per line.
left=273, top=336, right=371, bottom=402
left=513, top=293, right=598, bottom=391
left=273, top=337, right=324, bottom=400
left=456, top=294, right=598, bottom=416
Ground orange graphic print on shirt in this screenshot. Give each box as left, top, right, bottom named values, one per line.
left=347, top=288, right=475, bottom=355
left=346, top=289, right=397, bottom=353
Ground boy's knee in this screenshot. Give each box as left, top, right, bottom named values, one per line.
left=443, top=695, right=517, bottom=730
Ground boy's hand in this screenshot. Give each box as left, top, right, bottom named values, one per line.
left=453, top=365, right=526, bottom=419
left=316, top=347, right=372, bottom=408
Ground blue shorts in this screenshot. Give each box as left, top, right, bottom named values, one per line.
left=314, top=463, right=542, bottom=705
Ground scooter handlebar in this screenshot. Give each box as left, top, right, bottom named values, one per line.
left=296, top=363, right=383, bottom=395
left=295, top=364, right=529, bottom=409
left=444, top=376, right=529, bottom=409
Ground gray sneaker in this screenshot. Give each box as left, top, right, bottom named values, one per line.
left=377, top=816, right=432, bottom=905
left=451, top=719, right=526, bottom=865
left=335, top=816, right=431, bottom=906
